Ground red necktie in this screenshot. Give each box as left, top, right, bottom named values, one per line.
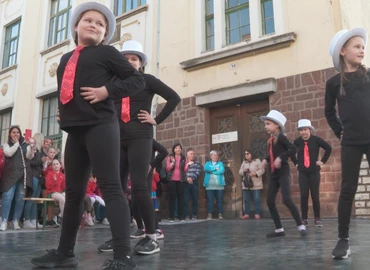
left=60, top=46, right=84, bottom=105
left=304, top=142, right=310, bottom=168
left=269, top=136, right=275, bottom=172
left=121, top=97, right=130, bottom=123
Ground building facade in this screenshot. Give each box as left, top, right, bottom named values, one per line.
left=0, top=0, right=370, bottom=219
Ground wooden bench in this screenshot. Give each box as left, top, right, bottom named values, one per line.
left=23, top=198, right=56, bottom=230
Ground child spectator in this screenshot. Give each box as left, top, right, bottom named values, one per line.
left=45, top=159, right=65, bottom=225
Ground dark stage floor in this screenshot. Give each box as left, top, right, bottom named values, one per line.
left=0, top=218, right=369, bottom=270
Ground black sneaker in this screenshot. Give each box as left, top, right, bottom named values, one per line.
left=98, top=239, right=113, bottom=252
left=134, top=235, right=160, bottom=255
left=302, top=219, right=308, bottom=226
left=332, top=239, right=351, bottom=259
left=266, top=231, right=286, bottom=238
left=102, top=257, right=136, bottom=270
left=31, top=249, right=78, bottom=268
left=130, top=229, right=145, bottom=239
left=46, top=220, right=60, bottom=228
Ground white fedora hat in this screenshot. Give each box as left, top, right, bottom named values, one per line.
left=329, top=27, right=367, bottom=71
left=260, top=110, right=287, bottom=133
left=70, top=1, right=116, bottom=45
left=297, top=119, right=314, bottom=131
left=121, top=40, right=148, bottom=66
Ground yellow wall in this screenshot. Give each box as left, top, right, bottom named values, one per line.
left=157, top=0, right=370, bottom=99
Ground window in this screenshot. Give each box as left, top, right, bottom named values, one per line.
left=205, top=0, right=215, bottom=50
left=115, top=0, right=147, bottom=16
left=48, top=0, right=72, bottom=47
left=261, top=0, right=275, bottom=35
left=2, top=20, right=21, bottom=69
left=41, top=96, right=62, bottom=150
left=0, top=111, right=12, bottom=145
left=225, top=0, right=250, bottom=45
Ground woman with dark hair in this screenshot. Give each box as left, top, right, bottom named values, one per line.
left=0, top=125, right=34, bottom=231
left=239, top=149, right=265, bottom=220
left=166, top=143, right=186, bottom=222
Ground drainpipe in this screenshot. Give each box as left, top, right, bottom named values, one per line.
left=152, top=0, right=161, bottom=139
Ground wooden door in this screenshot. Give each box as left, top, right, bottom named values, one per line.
left=209, top=100, right=269, bottom=218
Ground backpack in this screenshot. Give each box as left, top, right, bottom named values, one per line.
left=159, top=167, right=169, bottom=184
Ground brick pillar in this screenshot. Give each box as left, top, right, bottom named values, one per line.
left=355, top=156, right=370, bottom=217
left=271, top=68, right=341, bottom=217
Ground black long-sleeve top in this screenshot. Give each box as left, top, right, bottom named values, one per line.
left=264, top=133, right=296, bottom=177
left=114, top=73, right=181, bottom=139
left=325, top=70, right=370, bottom=145
left=150, top=139, right=168, bottom=169
left=57, top=45, right=144, bottom=132
left=291, top=135, right=332, bottom=172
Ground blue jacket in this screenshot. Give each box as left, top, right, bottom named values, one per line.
left=203, top=161, right=226, bottom=187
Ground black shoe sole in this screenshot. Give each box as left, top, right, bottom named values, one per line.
left=31, top=257, right=78, bottom=268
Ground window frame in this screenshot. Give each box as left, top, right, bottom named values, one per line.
left=114, top=0, right=147, bottom=16
left=48, top=0, right=72, bottom=47
left=0, top=110, right=12, bottom=145
left=205, top=0, right=215, bottom=51
left=261, top=0, right=275, bottom=35
left=41, top=95, right=62, bottom=150
left=2, top=20, right=21, bottom=69
left=225, top=0, right=251, bottom=45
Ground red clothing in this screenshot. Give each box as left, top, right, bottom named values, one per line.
left=43, top=165, right=53, bottom=177
left=45, top=171, right=65, bottom=195
left=86, top=180, right=97, bottom=196
left=152, top=171, right=160, bottom=192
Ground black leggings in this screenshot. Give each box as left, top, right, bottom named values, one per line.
left=132, top=170, right=159, bottom=230
left=57, top=121, right=131, bottom=260
left=267, top=174, right=302, bottom=229
left=338, top=144, right=370, bottom=239
left=120, top=138, right=156, bottom=234
left=299, top=171, right=321, bottom=220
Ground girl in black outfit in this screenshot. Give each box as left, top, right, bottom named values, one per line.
left=291, top=119, right=332, bottom=227
left=98, top=40, right=180, bottom=255
left=260, top=110, right=307, bottom=238
left=326, top=27, right=369, bottom=260
left=31, top=3, right=145, bottom=270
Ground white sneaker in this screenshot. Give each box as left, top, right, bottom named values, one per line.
left=156, top=229, right=164, bottom=240
left=23, top=220, right=36, bottom=229
left=0, top=221, right=7, bottom=231
left=102, top=218, right=110, bottom=225
left=13, top=220, right=21, bottom=230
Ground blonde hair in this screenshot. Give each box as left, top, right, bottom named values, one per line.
left=33, top=133, right=44, bottom=152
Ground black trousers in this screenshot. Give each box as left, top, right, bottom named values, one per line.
left=267, top=174, right=302, bottom=229
left=120, top=138, right=156, bottom=234
left=299, top=171, right=321, bottom=220
left=338, top=144, right=370, bottom=239
left=58, top=121, right=131, bottom=260
left=168, top=181, right=185, bottom=220
left=132, top=169, right=159, bottom=230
